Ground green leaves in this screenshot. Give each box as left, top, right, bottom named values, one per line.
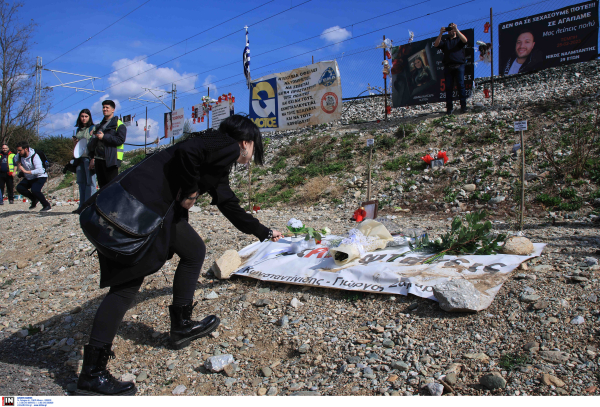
left=410, top=210, right=505, bottom=256
left=304, top=227, right=322, bottom=242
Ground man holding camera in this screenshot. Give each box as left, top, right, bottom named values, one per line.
left=434, top=23, right=469, bottom=115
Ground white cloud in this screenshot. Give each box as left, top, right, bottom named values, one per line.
left=320, top=26, right=352, bottom=44
left=122, top=117, right=160, bottom=144
left=106, top=56, right=197, bottom=100
left=46, top=111, right=77, bottom=136
left=202, top=75, right=218, bottom=96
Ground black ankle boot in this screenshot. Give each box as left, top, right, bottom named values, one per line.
left=76, top=344, right=137, bottom=396
left=169, top=302, right=220, bottom=350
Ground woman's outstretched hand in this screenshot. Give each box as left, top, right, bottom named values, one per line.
left=271, top=230, right=283, bottom=242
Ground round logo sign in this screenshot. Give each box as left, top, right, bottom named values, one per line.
left=320, top=92, right=338, bottom=114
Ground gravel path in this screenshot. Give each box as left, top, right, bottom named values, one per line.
left=0, top=200, right=598, bottom=396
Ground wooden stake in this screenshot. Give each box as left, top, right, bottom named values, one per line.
left=367, top=146, right=373, bottom=201
left=248, top=162, right=252, bottom=212
left=520, top=129, right=525, bottom=230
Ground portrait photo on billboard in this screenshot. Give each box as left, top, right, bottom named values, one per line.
left=163, top=111, right=172, bottom=139
left=391, top=29, right=474, bottom=108
left=499, top=1, right=598, bottom=76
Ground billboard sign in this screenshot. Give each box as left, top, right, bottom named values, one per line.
left=499, top=1, right=598, bottom=76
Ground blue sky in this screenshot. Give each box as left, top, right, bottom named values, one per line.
left=22, top=0, right=584, bottom=148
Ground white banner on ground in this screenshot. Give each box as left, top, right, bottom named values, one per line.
left=234, top=236, right=545, bottom=303
left=248, top=60, right=342, bottom=132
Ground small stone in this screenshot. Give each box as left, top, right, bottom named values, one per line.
left=584, top=257, right=598, bottom=266
left=17, top=329, right=28, bottom=338
left=445, top=372, right=457, bottom=385
left=136, top=371, right=148, bottom=382
left=70, top=306, right=82, bottom=314
left=570, top=316, right=585, bottom=325
left=291, top=391, right=321, bottom=396
left=17, top=261, right=27, bottom=269
left=523, top=342, right=540, bottom=353
left=261, top=366, right=273, bottom=377
left=121, top=373, right=136, bottom=383
left=532, top=300, right=548, bottom=310
left=382, top=339, right=395, bottom=348
left=539, top=351, right=570, bottom=364
left=212, top=250, right=241, bottom=279
left=290, top=298, right=303, bottom=308
left=172, top=385, right=186, bottom=395
left=488, top=196, right=506, bottom=204
left=541, top=374, right=565, bottom=387
left=433, top=279, right=491, bottom=312
left=425, top=382, right=444, bottom=396
left=254, top=299, right=271, bottom=307
left=223, top=364, right=236, bottom=377
left=205, top=291, right=219, bottom=300
left=204, top=354, right=234, bottom=372
left=502, top=236, right=534, bottom=255
left=464, top=353, right=490, bottom=362
left=479, top=372, right=506, bottom=390
left=278, top=315, right=289, bottom=327
left=257, top=388, right=267, bottom=396
left=38, top=292, right=50, bottom=299
left=391, top=361, right=409, bottom=371
left=267, top=386, right=278, bottom=396
left=463, top=184, right=476, bottom=192
left=298, top=344, right=309, bottom=354
left=520, top=294, right=541, bottom=303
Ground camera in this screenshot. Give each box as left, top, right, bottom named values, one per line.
left=445, top=26, right=454, bottom=32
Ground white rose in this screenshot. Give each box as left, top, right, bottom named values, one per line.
left=287, top=218, right=303, bottom=229
left=322, top=227, right=331, bottom=235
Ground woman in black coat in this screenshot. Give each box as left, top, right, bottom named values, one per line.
left=76, top=115, right=282, bottom=396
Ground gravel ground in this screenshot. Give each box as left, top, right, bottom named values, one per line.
left=0, top=200, right=598, bottom=397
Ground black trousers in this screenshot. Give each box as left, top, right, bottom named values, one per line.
left=16, top=177, right=50, bottom=207
left=0, top=172, right=14, bottom=201
left=95, top=159, right=119, bottom=188
left=89, top=219, right=206, bottom=347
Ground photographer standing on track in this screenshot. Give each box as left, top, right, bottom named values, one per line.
left=434, top=23, right=469, bottom=115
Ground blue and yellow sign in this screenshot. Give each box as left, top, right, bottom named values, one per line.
left=249, top=78, right=278, bottom=129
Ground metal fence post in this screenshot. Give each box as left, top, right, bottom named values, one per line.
left=383, top=35, right=388, bottom=121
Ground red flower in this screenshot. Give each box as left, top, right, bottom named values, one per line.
left=437, top=151, right=448, bottom=164
left=421, top=154, right=434, bottom=164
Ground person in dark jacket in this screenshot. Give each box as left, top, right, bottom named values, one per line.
left=76, top=115, right=283, bottom=396
left=502, top=31, right=542, bottom=75
left=434, top=23, right=469, bottom=114
left=88, top=100, right=126, bottom=188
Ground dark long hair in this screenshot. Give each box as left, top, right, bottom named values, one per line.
left=218, top=114, right=264, bottom=165
left=75, top=109, right=94, bottom=128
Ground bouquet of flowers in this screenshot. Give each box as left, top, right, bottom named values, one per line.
left=421, top=154, right=434, bottom=165
left=437, top=151, right=448, bottom=164
left=287, top=218, right=306, bottom=237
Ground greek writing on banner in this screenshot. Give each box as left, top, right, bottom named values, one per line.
left=499, top=1, right=598, bottom=76
left=248, top=60, right=342, bottom=132
left=391, top=29, right=475, bottom=108
left=171, top=107, right=185, bottom=138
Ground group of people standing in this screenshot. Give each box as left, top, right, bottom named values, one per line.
left=0, top=100, right=126, bottom=212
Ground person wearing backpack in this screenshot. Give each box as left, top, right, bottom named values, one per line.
left=14, top=141, right=51, bottom=212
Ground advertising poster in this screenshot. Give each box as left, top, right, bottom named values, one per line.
left=248, top=60, right=342, bottom=132
left=122, top=114, right=132, bottom=127
left=391, top=29, right=475, bottom=108
left=499, top=1, right=598, bottom=76
left=171, top=107, right=185, bottom=138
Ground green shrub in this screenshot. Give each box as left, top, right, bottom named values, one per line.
left=559, top=188, right=577, bottom=199
left=271, top=158, right=287, bottom=173
left=536, top=194, right=561, bottom=207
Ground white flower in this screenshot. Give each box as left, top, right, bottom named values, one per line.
left=322, top=227, right=331, bottom=235
left=287, top=218, right=303, bottom=229
left=435, top=237, right=442, bottom=244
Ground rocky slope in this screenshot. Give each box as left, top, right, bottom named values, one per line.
left=0, top=60, right=599, bottom=397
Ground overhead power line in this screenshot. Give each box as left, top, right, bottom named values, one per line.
left=43, top=0, right=152, bottom=68
left=51, top=0, right=313, bottom=116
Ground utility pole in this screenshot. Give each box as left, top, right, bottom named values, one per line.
left=490, top=8, right=495, bottom=106
left=207, top=87, right=210, bottom=130
left=35, top=57, right=42, bottom=139
left=383, top=35, right=388, bottom=121
left=144, top=106, right=147, bottom=155
left=171, top=83, right=176, bottom=145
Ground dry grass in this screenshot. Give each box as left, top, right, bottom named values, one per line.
left=299, top=176, right=344, bottom=203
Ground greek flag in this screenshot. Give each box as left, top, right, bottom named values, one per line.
left=243, top=27, right=251, bottom=89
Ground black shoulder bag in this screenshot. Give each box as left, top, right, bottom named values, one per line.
left=79, top=154, right=174, bottom=265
